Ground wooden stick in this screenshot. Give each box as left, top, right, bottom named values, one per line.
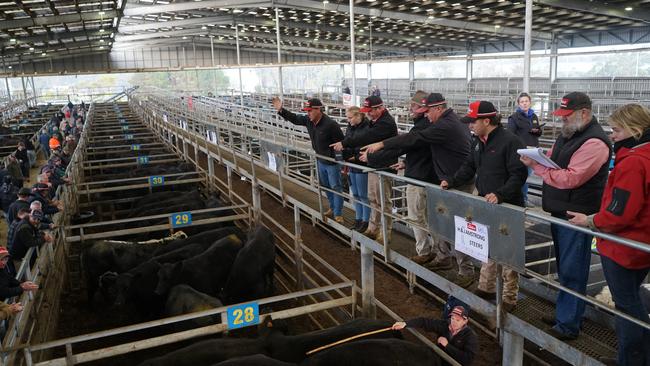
left=305, top=327, right=394, bottom=356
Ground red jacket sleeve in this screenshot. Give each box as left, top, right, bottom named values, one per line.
left=593, top=157, right=647, bottom=233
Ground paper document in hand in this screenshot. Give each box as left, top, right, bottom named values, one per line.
left=517, top=148, right=561, bottom=169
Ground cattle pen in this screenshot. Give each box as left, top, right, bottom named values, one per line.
left=0, top=89, right=642, bottom=366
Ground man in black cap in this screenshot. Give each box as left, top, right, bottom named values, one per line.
left=330, top=95, right=398, bottom=243
left=272, top=97, right=345, bottom=223
left=392, top=305, right=478, bottom=365
left=442, top=100, right=528, bottom=312
left=362, top=93, right=475, bottom=287
left=6, top=187, right=33, bottom=224
left=520, top=92, right=611, bottom=340
left=10, top=210, right=53, bottom=270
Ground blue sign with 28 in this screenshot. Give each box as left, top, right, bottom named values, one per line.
left=226, top=302, right=259, bottom=330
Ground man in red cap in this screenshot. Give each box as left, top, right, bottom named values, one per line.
left=520, top=92, right=611, bottom=340
left=442, top=100, right=528, bottom=312
left=330, top=95, right=398, bottom=243
left=272, top=97, right=345, bottom=223
left=392, top=305, right=478, bottom=365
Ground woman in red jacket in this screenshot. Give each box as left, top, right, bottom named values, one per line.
left=569, top=103, right=650, bottom=366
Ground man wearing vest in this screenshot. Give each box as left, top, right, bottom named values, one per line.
left=521, top=92, right=611, bottom=340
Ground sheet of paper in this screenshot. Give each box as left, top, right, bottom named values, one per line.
left=517, top=148, right=561, bottom=169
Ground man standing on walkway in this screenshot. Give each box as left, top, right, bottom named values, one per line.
left=362, top=93, right=475, bottom=287
left=521, top=92, right=611, bottom=340
left=330, top=96, right=398, bottom=243
left=443, top=101, right=528, bottom=312
left=272, top=97, right=345, bottom=223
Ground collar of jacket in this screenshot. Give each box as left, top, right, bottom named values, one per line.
left=516, top=107, right=535, bottom=118
left=614, top=128, right=650, bottom=153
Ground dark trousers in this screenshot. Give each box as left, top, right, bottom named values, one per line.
left=550, top=223, right=593, bottom=336
left=601, top=255, right=650, bottom=366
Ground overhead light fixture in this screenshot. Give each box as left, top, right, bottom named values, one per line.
left=182, top=36, right=188, bottom=39
left=7, top=66, right=11, bottom=69
left=98, top=11, right=105, bottom=15
left=232, top=9, right=243, bottom=13
left=625, top=7, right=633, bottom=11
left=201, top=26, right=207, bottom=29
left=99, top=46, right=104, bottom=49
left=29, top=47, right=34, bottom=51
left=41, top=52, right=47, bottom=56
left=323, top=0, right=328, bottom=3
left=100, top=39, right=105, bottom=42
left=495, top=25, right=501, bottom=28
left=99, top=28, right=105, bottom=32
left=9, top=38, right=15, bottom=42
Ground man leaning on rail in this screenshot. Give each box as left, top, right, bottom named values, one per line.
left=520, top=92, right=611, bottom=341
left=442, top=101, right=528, bottom=313
left=272, top=97, right=346, bottom=224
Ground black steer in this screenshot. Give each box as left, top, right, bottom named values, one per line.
left=212, top=355, right=297, bottom=366
left=151, top=226, right=244, bottom=257
left=137, top=338, right=266, bottom=366
left=300, top=339, right=441, bottom=366
left=221, top=226, right=275, bottom=305
left=156, top=234, right=242, bottom=297
left=164, top=284, right=223, bottom=329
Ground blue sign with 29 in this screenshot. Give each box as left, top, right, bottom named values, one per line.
left=171, top=212, right=192, bottom=228
left=226, top=302, right=259, bottom=330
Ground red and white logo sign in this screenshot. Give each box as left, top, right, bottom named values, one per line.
left=561, top=98, right=569, bottom=108
left=466, top=222, right=477, bottom=231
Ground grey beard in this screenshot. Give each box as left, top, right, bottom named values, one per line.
left=561, top=121, right=582, bottom=138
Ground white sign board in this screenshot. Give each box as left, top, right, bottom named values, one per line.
left=267, top=152, right=277, bottom=172
left=342, top=94, right=362, bottom=107
left=454, top=216, right=489, bottom=263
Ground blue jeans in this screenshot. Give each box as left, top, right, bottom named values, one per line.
left=349, top=171, right=370, bottom=221
left=550, top=223, right=593, bottom=336
left=601, top=256, right=650, bottom=366
left=317, top=161, right=343, bottom=217
left=521, top=167, right=532, bottom=203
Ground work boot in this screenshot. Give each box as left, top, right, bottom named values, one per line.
left=473, top=288, right=496, bottom=300
left=598, top=357, right=618, bottom=366
left=323, top=209, right=333, bottom=218
left=425, top=257, right=454, bottom=271
left=363, top=227, right=377, bottom=240
left=502, top=302, right=517, bottom=313
left=350, top=220, right=362, bottom=230
left=358, top=221, right=369, bottom=233
left=411, top=253, right=435, bottom=265
left=375, top=230, right=391, bottom=244
left=540, top=315, right=556, bottom=326
left=456, top=274, right=475, bottom=288
left=334, top=216, right=345, bottom=224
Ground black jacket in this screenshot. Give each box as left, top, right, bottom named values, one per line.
left=6, top=199, right=30, bottom=224
left=342, top=118, right=370, bottom=173
left=448, top=126, right=528, bottom=206
left=406, top=317, right=478, bottom=365
left=542, top=117, right=611, bottom=217
left=342, top=110, right=398, bottom=168
left=507, top=110, right=541, bottom=147
left=10, top=219, right=45, bottom=261
left=382, top=108, right=471, bottom=182
left=0, top=267, right=22, bottom=301
left=14, top=149, right=28, bottom=165
left=368, top=116, right=438, bottom=183
left=277, top=108, right=344, bottom=164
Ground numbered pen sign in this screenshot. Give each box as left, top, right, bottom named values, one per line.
left=122, top=125, right=129, bottom=131
left=137, top=155, right=150, bottom=165
left=171, top=212, right=192, bottom=228
left=149, top=175, right=164, bottom=186
left=124, top=134, right=134, bottom=140
left=131, top=144, right=141, bottom=151
left=226, top=302, right=259, bottom=330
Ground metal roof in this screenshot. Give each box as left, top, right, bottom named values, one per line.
left=1, top=0, right=650, bottom=68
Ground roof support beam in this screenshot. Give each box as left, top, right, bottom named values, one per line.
left=123, top=0, right=272, bottom=16
left=0, top=28, right=112, bottom=48
left=274, top=0, right=552, bottom=41
left=536, top=0, right=650, bottom=23
left=119, top=15, right=235, bottom=33
left=0, top=10, right=120, bottom=31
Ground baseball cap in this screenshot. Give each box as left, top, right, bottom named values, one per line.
left=553, top=92, right=592, bottom=117
left=18, top=187, right=33, bottom=197
left=449, top=305, right=469, bottom=319
left=301, top=98, right=324, bottom=112
left=460, top=101, right=498, bottom=124
left=409, top=91, right=429, bottom=106
left=32, top=183, right=49, bottom=191
left=359, top=96, right=384, bottom=113
left=414, top=93, right=446, bottom=113
left=0, top=247, right=9, bottom=259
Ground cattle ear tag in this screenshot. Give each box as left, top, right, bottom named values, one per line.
left=267, top=320, right=273, bottom=328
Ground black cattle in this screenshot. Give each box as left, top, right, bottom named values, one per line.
left=221, top=226, right=276, bottom=305
left=300, top=339, right=441, bottom=366
left=113, top=259, right=163, bottom=315
left=137, top=338, right=266, bottom=366
left=212, top=355, right=296, bottom=366
left=127, top=190, right=203, bottom=218
left=262, top=318, right=403, bottom=363
left=131, top=191, right=187, bottom=210
left=81, top=240, right=163, bottom=304
left=156, top=234, right=243, bottom=297
left=151, top=226, right=244, bottom=257
left=164, top=284, right=223, bottom=330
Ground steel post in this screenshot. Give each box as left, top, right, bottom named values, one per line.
left=502, top=330, right=524, bottom=365
left=360, top=243, right=376, bottom=319
left=522, top=0, right=533, bottom=92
